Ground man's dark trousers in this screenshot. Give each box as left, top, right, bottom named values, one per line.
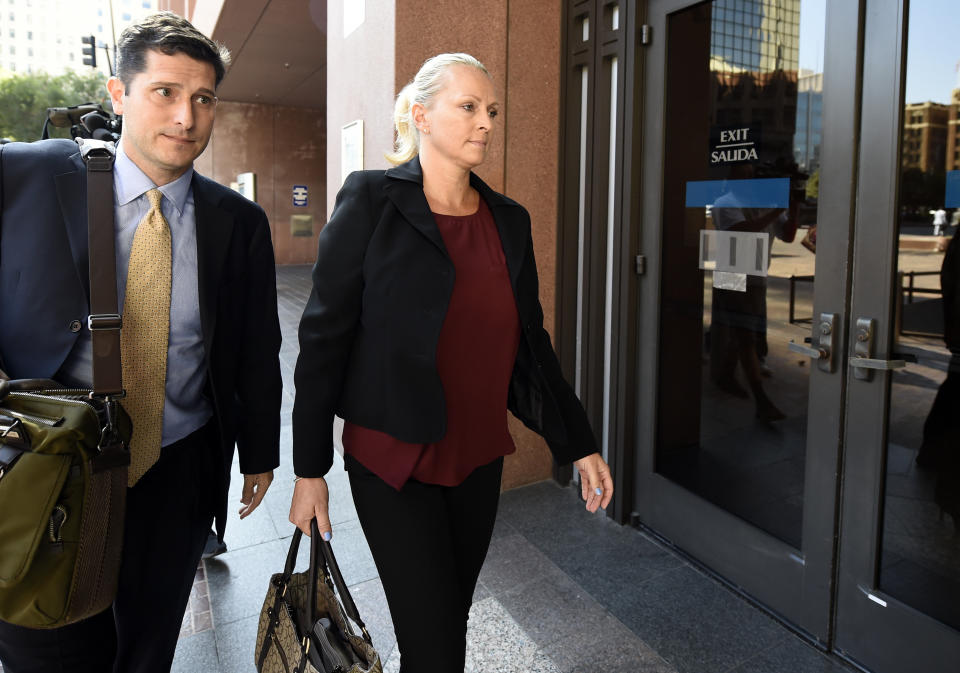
left=0, top=423, right=216, bottom=673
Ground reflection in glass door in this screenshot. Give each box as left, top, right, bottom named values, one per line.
left=879, top=1, right=960, bottom=634
left=833, top=2, right=960, bottom=671
left=656, top=0, right=826, bottom=549
left=635, top=0, right=859, bottom=643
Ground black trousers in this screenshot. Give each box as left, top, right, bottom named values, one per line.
left=346, top=454, right=504, bottom=673
left=0, top=425, right=215, bottom=673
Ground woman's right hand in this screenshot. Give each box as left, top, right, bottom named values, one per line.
left=289, top=477, right=332, bottom=540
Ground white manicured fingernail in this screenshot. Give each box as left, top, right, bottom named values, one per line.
left=595, top=487, right=602, bottom=495
left=322, top=531, right=331, bottom=541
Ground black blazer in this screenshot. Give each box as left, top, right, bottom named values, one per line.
left=0, top=139, right=282, bottom=534
left=945, top=228, right=959, bottom=351
left=292, top=156, right=597, bottom=478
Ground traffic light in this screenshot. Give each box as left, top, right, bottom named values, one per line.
left=81, top=35, right=96, bottom=68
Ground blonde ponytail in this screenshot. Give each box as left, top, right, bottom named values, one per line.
left=386, top=83, right=419, bottom=165
left=385, top=53, right=490, bottom=166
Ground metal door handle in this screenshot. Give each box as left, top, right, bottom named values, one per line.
left=788, top=313, right=837, bottom=372
left=849, top=357, right=907, bottom=371
left=851, top=317, right=905, bottom=380
left=788, top=341, right=828, bottom=360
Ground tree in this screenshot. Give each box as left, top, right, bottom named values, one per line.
left=0, top=70, right=110, bottom=142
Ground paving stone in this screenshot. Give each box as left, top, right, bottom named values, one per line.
left=171, top=630, right=220, bottom=673
left=542, top=612, right=677, bottom=673
left=205, top=538, right=289, bottom=627
left=498, top=572, right=609, bottom=647
left=464, top=597, right=561, bottom=673
left=479, top=533, right=568, bottom=596
left=731, top=636, right=855, bottom=673
left=606, top=565, right=793, bottom=673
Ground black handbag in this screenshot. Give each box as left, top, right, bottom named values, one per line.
left=0, top=138, right=131, bottom=628
left=255, top=520, right=381, bottom=673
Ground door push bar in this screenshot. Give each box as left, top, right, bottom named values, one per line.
left=788, top=312, right=838, bottom=373
left=849, top=317, right=906, bottom=381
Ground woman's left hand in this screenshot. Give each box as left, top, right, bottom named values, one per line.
left=573, top=453, right=613, bottom=512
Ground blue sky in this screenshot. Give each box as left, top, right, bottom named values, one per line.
left=797, top=0, right=959, bottom=104
left=905, top=0, right=960, bottom=104
left=797, top=0, right=826, bottom=73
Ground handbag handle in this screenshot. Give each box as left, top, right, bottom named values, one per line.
left=314, top=522, right=370, bottom=640
left=281, top=521, right=372, bottom=644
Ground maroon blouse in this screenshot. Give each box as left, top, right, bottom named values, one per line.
left=342, top=198, right=521, bottom=490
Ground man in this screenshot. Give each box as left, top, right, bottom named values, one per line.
left=0, top=12, right=282, bottom=673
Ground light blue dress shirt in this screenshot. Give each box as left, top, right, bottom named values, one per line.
left=59, top=142, right=213, bottom=447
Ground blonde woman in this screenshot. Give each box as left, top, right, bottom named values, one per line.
left=290, top=53, right=612, bottom=671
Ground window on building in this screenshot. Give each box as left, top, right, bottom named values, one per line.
left=97, top=8, right=103, bottom=16
left=26, top=30, right=31, bottom=39
left=142, top=0, right=151, bottom=6
left=8, top=45, right=14, bottom=55
left=122, top=12, right=131, bottom=20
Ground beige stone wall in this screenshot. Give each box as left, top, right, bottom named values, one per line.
left=394, top=1, right=564, bottom=490
left=195, top=101, right=326, bottom=265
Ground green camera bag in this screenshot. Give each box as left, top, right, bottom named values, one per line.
left=0, top=383, right=131, bottom=628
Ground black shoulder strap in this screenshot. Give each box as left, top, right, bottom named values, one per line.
left=77, top=138, right=123, bottom=397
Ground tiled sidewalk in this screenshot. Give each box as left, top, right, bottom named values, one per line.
left=170, top=265, right=855, bottom=673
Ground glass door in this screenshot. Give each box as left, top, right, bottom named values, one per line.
left=634, top=0, right=858, bottom=642
left=834, top=1, right=960, bottom=670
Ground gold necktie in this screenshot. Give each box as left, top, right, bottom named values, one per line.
left=121, top=188, right=171, bottom=485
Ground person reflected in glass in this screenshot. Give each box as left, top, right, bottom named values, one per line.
left=916, top=225, right=960, bottom=532
left=709, top=163, right=798, bottom=421
left=288, top=53, right=613, bottom=671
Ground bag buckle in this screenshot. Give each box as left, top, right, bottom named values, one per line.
left=77, top=138, right=116, bottom=171
left=87, top=313, right=122, bottom=332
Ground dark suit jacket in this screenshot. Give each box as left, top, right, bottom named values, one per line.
left=292, top=156, right=597, bottom=478
left=944, top=228, right=959, bottom=351
left=0, top=139, right=282, bottom=535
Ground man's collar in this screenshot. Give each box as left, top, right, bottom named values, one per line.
left=114, top=140, right=193, bottom=214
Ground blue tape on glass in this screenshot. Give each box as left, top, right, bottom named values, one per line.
left=946, top=170, right=960, bottom=208
left=685, top=178, right=791, bottom=208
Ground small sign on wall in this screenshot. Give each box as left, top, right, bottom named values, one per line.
left=290, top=214, right=314, bottom=237
left=237, top=172, right=256, bottom=202
left=293, top=185, right=308, bottom=207
left=341, top=120, right=364, bottom=185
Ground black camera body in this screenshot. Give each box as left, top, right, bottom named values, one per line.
left=41, top=103, right=121, bottom=142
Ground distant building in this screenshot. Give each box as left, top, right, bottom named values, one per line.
left=947, top=88, right=960, bottom=172
left=901, top=101, right=948, bottom=174
left=795, top=69, right=823, bottom=173
left=0, top=0, right=158, bottom=77
left=710, top=0, right=800, bottom=77
left=709, top=0, right=801, bottom=170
